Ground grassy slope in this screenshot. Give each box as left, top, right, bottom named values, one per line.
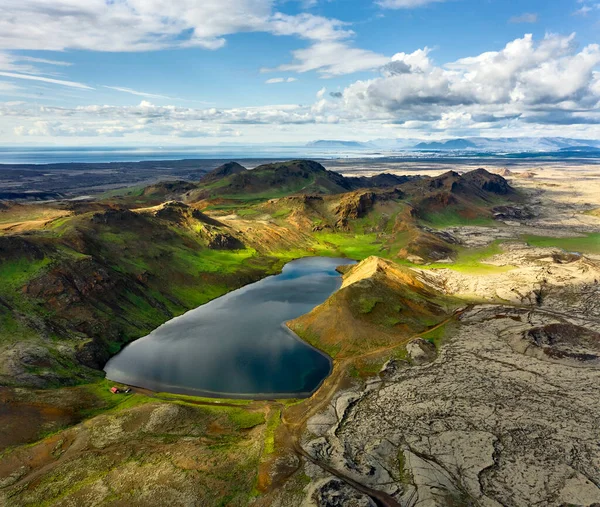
left=0, top=209, right=293, bottom=388
left=522, top=233, right=600, bottom=255
left=288, top=257, right=460, bottom=359
left=419, top=205, right=497, bottom=228
left=0, top=385, right=266, bottom=506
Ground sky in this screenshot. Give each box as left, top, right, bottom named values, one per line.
left=0, top=0, right=599, bottom=146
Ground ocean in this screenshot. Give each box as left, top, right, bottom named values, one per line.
left=0, top=146, right=378, bottom=165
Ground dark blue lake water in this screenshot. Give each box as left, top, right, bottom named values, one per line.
left=104, top=257, right=355, bottom=398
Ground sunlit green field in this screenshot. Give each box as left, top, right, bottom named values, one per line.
left=522, top=233, right=600, bottom=255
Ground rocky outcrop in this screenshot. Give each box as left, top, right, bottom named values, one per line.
left=207, top=232, right=244, bottom=250
left=333, top=189, right=404, bottom=230
left=512, top=323, right=600, bottom=366
left=91, top=208, right=141, bottom=225
left=142, top=180, right=197, bottom=199
left=406, top=338, right=436, bottom=365
left=154, top=201, right=222, bottom=227
left=461, top=168, right=513, bottom=195
left=301, top=306, right=600, bottom=506
left=492, top=205, right=535, bottom=221
left=0, top=236, right=46, bottom=261
left=306, top=478, right=376, bottom=507
left=334, top=192, right=376, bottom=229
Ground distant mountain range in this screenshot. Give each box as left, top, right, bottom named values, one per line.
left=306, top=140, right=369, bottom=149
left=306, top=137, right=600, bottom=153
left=413, top=139, right=477, bottom=150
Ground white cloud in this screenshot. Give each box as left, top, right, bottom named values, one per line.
left=13, top=118, right=240, bottom=138
left=573, top=3, right=600, bottom=16
left=376, top=0, right=447, bottom=9
left=319, top=33, right=600, bottom=127
left=509, top=13, right=538, bottom=24
left=265, top=77, right=298, bottom=83
left=3, top=33, right=600, bottom=141
left=18, top=56, right=73, bottom=67
left=104, top=86, right=175, bottom=99
left=0, top=81, right=22, bottom=94
left=268, top=13, right=352, bottom=41
left=0, top=1, right=351, bottom=53
left=272, top=41, right=389, bottom=77
left=0, top=71, right=93, bottom=89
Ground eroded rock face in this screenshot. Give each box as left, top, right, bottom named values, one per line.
left=406, top=338, right=436, bottom=365
left=207, top=232, right=244, bottom=250
left=513, top=323, right=600, bottom=366
left=307, top=478, right=376, bottom=507
left=334, top=192, right=377, bottom=230
left=492, top=206, right=535, bottom=221
left=300, top=306, right=600, bottom=507
left=90, top=208, right=141, bottom=225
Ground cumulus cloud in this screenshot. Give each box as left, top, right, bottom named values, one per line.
left=317, top=33, right=600, bottom=129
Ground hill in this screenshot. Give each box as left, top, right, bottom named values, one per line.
left=184, top=159, right=413, bottom=202
left=288, top=256, right=457, bottom=358
left=199, top=161, right=248, bottom=183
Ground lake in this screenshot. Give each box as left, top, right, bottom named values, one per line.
left=104, top=257, right=355, bottom=398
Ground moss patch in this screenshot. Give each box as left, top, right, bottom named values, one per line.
left=522, top=233, right=600, bottom=255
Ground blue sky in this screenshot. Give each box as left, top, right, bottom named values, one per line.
left=0, top=0, right=599, bottom=144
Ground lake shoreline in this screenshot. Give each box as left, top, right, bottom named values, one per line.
left=105, top=257, right=355, bottom=399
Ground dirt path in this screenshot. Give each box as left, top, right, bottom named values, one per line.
left=130, top=387, right=260, bottom=410
left=283, top=307, right=468, bottom=430
left=276, top=307, right=469, bottom=506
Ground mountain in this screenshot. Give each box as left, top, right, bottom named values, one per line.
left=306, top=140, right=368, bottom=148
left=0, top=162, right=515, bottom=389
left=307, top=136, right=600, bottom=153
left=559, top=145, right=600, bottom=153
left=184, top=159, right=414, bottom=202
left=414, top=139, right=478, bottom=150
left=199, top=161, right=247, bottom=183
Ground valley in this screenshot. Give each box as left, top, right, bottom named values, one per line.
left=0, top=158, right=599, bottom=506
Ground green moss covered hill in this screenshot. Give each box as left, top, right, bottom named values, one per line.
left=0, top=160, right=516, bottom=389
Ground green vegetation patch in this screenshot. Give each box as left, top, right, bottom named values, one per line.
left=419, top=240, right=513, bottom=274
left=0, top=256, right=52, bottom=292
left=420, top=206, right=496, bottom=229
left=263, top=408, right=281, bottom=456
left=522, top=233, right=600, bottom=255
left=99, top=185, right=146, bottom=199
left=313, top=232, right=385, bottom=259
left=421, top=322, right=450, bottom=349
left=357, top=296, right=382, bottom=314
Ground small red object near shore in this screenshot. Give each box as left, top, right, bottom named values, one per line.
left=110, top=386, right=120, bottom=394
